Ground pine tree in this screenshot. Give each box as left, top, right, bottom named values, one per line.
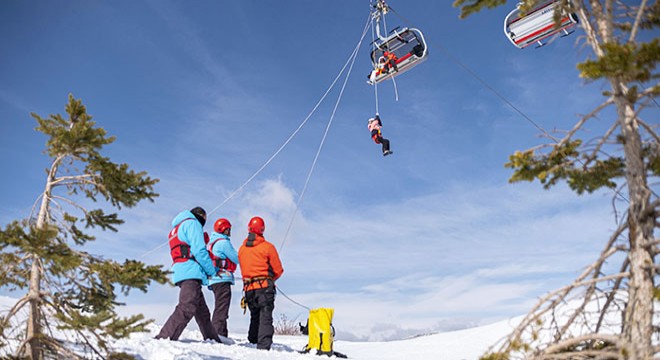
left=0, top=95, right=169, bottom=359
left=453, top=1, right=659, bottom=359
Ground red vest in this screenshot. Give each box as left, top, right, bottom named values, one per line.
left=169, top=219, right=194, bottom=263
left=207, top=238, right=237, bottom=272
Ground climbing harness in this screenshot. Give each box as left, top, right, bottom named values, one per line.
left=206, top=238, right=237, bottom=272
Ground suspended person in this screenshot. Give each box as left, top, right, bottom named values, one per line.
left=368, top=114, right=392, bottom=156
left=383, top=50, right=398, bottom=73
left=156, top=207, right=222, bottom=343
left=205, top=218, right=239, bottom=339
left=368, top=56, right=388, bottom=82
left=238, top=216, right=284, bottom=351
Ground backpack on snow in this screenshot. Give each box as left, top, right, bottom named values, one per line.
left=300, top=308, right=347, bottom=358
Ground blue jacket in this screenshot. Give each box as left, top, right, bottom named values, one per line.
left=170, top=210, right=216, bottom=285
left=207, top=232, right=239, bottom=286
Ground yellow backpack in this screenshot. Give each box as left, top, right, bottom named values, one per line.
left=301, top=308, right=347, bottom=358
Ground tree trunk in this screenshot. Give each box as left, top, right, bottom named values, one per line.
left=23, top=162, right=56, bottom=359
left=25, top=256, right=41, bottom=360
left=614, top=80, right=655, bottom=359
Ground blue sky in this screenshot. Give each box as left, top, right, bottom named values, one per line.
left=0, top=0, right=635, bottom=341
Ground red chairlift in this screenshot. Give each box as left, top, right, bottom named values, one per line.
left=504, top=1, right=579, bottom=49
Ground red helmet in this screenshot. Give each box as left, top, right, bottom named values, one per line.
left=248, top=216, right=265, bottom=235
left=214, top=218, right=231, bottom=234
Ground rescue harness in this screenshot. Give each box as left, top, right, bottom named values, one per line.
left=240, top=276, right=274, bottom=314
left=242, top=276, right=273, bottom=292
left=168, top=218, right=195, bottom=263
left=206, top=238, right=238, bottom=273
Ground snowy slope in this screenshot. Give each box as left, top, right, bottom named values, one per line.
left=0, top=295, right=521, bottom=359
left=109, top=318, right=521, bottom=360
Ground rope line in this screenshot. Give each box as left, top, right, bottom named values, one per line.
left=279, top=12, right=372, bottom=253
left=371, top=13, right=380, bottom=115
left=277, top=285, right=311, bottom=311
left=137, top=14, right=373, bottom=261
left=233, top=276, right=310, bottom=311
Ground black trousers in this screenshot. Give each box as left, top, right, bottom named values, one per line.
left=245, top=285, right=276, bottom=350
left=371, top=129, right=390, bottom=154
left=156, top=279, right=219, bottom=342
left=376, top=135, right=390, bottom=153
left=210, top=282, right=232, bottom=337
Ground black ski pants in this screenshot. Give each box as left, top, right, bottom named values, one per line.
left=156, top=279, right=220, bottom=342
left=210, top=282, right=232, bottom=337
left=371, top=129, right=390, bottom=154
left=377, top=135, right=390, bottom=153
left=245, top=285, right=276, bottom=350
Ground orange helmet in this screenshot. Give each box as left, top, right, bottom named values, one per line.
left=248, top=216, right=265, bottom=235
left=214, top=218, right=231, bottom=234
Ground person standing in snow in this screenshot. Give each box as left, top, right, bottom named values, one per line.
left=368, top=114, right=392, bottom=156
left=205, top=218, right=239, bottom=338
left=156, top=207, right=221, bottom=343
left=238, top=216, right=284, bottom=350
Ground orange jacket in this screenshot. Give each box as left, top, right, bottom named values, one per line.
left=238, top=233, right=284, bottom=291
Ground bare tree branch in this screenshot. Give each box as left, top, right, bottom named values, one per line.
left=1, top=295, right=29, bottom=327
left=585, top=120, right=620, bottom=164
left=543, top=333, right=626, bottom=354
left=50, top=174, right=94, bottom=187
left=558, top=97, right=615, bottom=148
left=629, top=0, right=649, bottom=42
left=637, top=118, right=660, bottom=143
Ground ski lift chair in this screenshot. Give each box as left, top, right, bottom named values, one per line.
left=504, top=1, right=579, bottom=49
left=368, top=27, right=428, bottom=85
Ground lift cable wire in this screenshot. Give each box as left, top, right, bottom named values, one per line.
left=278, top=11, right=373, bottom=254
left=388, top=5, right=559, bottom=142
left=138, top=13, right=373, bottom=261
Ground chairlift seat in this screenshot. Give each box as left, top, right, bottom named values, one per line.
left=504, top=1, right=578, bottom=49
left=368, top=27, right=428, bottom=85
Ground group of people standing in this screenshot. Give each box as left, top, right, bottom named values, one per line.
left=155, top=207, right=284, bottom=351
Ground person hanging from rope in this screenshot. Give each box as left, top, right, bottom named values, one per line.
left=156, top=207, right=222, bottom=343
left=383, top=50, right=398, bottom=73
left=205, top=218, right=239, bottom=339
left=368, top=114, right=392, bottom=156
left=368, top=56, right=388, bottom=82
left=238, top=216, right=284, bottom=351
left=368, top=51, right=398, bottom=82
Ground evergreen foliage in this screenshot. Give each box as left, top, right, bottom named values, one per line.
left=454, top=1, right=659, bottom=359
left=0, top=95, right=169, bottom=359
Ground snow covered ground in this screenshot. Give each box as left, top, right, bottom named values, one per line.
left=109, top=317, right=521, bottom=360
left=0, top=295, right=522, bottom=360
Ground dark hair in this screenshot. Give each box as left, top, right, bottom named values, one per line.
left=190, top=207, right=206, bottom=226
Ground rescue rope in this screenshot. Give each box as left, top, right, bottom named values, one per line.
left=379, top=2, right=400, bottom=102
left=277, top=286, right=311, bottom=311
left=279, top=11, right=372, bottom=253
left=235, top=276, right=311, bottom=311
left=137, top=13, right=373, bottom=261
left=371, top=10, right=380, bottom=115
left=370, top=1, right=400, bottom=105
